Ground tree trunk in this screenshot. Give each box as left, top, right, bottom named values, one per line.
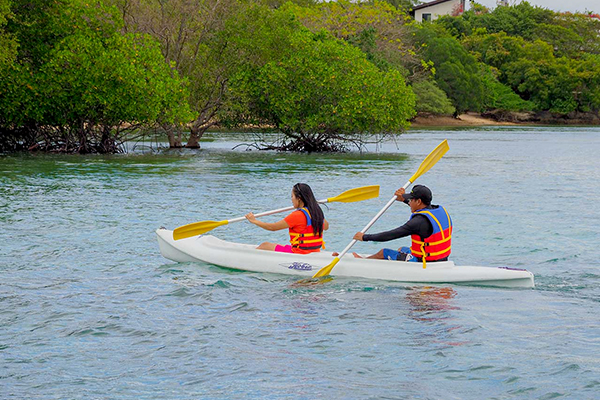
left=78, top=125, right=89, bottom=154
left=185, top=125, right=203, bottom=148
left=164, top=125, right=183, bottom=148
left=98, top=125, right=116, bottom=154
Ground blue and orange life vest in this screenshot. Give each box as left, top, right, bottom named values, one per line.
left=289, top=207, right=324, bottom=254
left=410, top=205, right=452, bottom=268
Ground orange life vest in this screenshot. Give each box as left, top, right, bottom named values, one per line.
left=410, top=205, right=452, bottom=269
left=289, top=208, right=324, bottom=254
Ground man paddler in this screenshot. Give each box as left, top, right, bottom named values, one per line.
left=352, top=185, right=452, bottom=267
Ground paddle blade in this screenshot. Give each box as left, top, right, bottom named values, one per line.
left=409, top=139, right=449, bottom=184
left=312, top=257, right=340, bottom=278
left=293, top=276, right=333, bottom=286
left=327, top=185, right=380, bottom=203
left=173, top=220, right=229, bottom=240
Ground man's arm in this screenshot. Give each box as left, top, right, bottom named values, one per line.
left=361, top=215, right=432, bottom=242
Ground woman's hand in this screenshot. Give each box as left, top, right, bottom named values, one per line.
left=245, top=212, right=257, bottom=224
left=245, top=214, right=288, bottom=231
left=353, top=232, right=364, bottom=241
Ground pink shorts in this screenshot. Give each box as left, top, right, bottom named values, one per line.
left=274, top=244, right=294, bottom=253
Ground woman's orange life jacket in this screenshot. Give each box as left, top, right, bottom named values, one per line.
left=410, top=205, right=452, bottom=269
left=288, top=208, right=324, bottom=254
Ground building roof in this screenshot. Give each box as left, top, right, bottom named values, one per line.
left=412, top=0, right=457, bottom=11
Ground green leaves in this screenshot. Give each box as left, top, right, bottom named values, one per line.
left=0, top=0, right=191, bottom=152
left=412, top=80, right=456, bottom=115
left=432, top=2, right=600, bottom=115
left=415, top=25, right=485, bottom=113
left=0, top=0, right=16, bottom=68
left=221, top=9, right=415, bottom=151
left=41, top=32, right=191, bottom=125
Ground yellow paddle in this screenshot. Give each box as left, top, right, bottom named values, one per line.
left=172, top=185, right=380, bottom=240
left=312, top=139, right=450, bottom=278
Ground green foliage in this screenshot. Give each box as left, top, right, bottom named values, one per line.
left=503, top=55, right=600, bottom=113
left=0, top=0, right=8, bottom=23
left=480, top=66, right=533, bottom=112
left=221, top=8, right=415, bottom=151
left=0, top=0, right=192, bottom=153
left=412, top=80, right=455, bottom=116
left=454, top=3, right=600, bottom=57
left=5, top=0, right=68, bottom=67
left=106, top=0, right=247, bottom=147
left=463, top=27, right=599, bottom=113
left=285, top=0, right=420, bottom=79
left=467, top=1, right=554, bottom=40
left=533, top=23, right=584, bottom=58
left=346, top=26, right=394, bottom=72
left=39, top=33, right=191, bottom=127
left=468, top=2, right=490, bottom=15
left=3, top=0, right=599, bottom=153
left=415, top=24, right=485, bottom=114
left=380, top=0, right=420, bottom=12
left=435, top=14, right=473, bottom=38
left=463, top=31, right=553, bottom=70
left=572, top=54, right=600, bottom=112
left=0, top=0, right=16, bottom=67
left=549, top=12, right=600, bottom=55
left=110, top=0, right=418, bottom=150
left=435, top=3, right=600, bottom=114
left=261, top=0, right=319, bottom=8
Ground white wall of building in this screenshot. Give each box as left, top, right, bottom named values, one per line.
left=414, top=0, right=464, bottom=22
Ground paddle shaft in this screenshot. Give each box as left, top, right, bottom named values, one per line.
left=227, top=196, right=333, bottom=224
left=173, top=185, right=380, bottom=240
left=333, top=180, right=412, bottom=261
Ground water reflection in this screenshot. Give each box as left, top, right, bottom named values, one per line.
left=406, top=286, right=458, bottom=320
left=406, top=286, right=467, bottom=347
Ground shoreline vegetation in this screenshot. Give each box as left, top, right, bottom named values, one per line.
left=1, top=0, right=599, bottom=153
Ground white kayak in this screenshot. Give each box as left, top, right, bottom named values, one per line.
left=156, top=228, right=535, bottom=288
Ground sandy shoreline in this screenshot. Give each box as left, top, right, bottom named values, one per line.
left=410, top=112, right=518, bottom=127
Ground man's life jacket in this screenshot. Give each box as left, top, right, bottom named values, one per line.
left=289, top=207, right=324, bottom=253
left=410, top=205, right=452, bottom=268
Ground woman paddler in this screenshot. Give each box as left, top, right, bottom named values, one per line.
left=245, top=183, right=329, bottom=253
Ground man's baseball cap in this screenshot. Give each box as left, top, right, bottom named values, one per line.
left=402, top=185, right=432, bottom=204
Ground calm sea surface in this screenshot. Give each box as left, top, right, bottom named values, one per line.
left=1, top=127, right=599, bottom=399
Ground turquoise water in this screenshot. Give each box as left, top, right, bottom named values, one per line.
left=1, top=127, right=599, bottom=399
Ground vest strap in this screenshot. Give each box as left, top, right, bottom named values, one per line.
left=412, top=236, right=451, bottom=247
left=298, top=244, right=322, bottom=250
left=290, top=232, right=324, bottom=250
left=411, top=246, right=452, bottom=257
left=416, top=210, right=447, bottom=240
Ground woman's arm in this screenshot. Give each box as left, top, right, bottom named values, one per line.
left=245, top=212, right=289, bottom=231
left=323, top=219, right=329, bottom=231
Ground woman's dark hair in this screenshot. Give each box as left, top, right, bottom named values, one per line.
left=293, top=183, right=325, bottom=236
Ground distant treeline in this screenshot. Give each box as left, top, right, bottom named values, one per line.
left=1, top=0, right=599, bottom=153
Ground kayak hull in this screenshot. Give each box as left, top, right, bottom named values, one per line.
left=156, top=228, right=534, bottom=288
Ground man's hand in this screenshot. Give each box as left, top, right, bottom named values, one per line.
left=395, top=187, right=406, bottom=201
